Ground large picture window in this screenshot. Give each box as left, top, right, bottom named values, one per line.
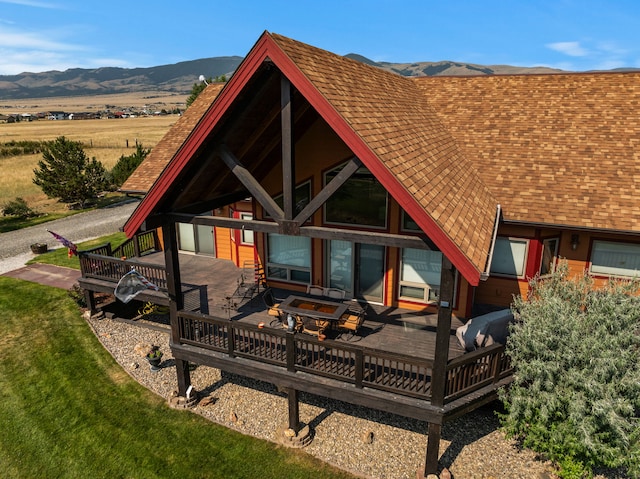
left=269, top=181, right=311, bottom=217
left=399, top=248, right=442, bottom=303
left=490, top=237, right=528, bottom=278
left=324, top=163, right=388, bottom=228
left=267, top=234, right=311, bottom=283
left=590, top=240, right=640, bottom=277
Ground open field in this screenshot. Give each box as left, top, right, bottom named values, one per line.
left=0, top=115, right=176, bottom=213
left=0, top=90, right=187, bottom=115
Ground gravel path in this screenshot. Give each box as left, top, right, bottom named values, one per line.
left=86, top=314, right=561, bottom=479
left=0, top=199, right=139, bottom=274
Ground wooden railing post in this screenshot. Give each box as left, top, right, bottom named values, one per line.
left=355, top=349, right=364, bottom=388
left=228, top=322, right=236, bottom=358
left=286, top=331, right=296, bottom=372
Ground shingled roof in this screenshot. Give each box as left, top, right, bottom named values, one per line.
left=123, top=31, right=501, bottom=285
left=414, top=73, right=640, bottom=233
left=120, top=83, right=225, bottom=194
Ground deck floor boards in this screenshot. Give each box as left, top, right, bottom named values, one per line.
left=124, top=253, right=466, bottom=361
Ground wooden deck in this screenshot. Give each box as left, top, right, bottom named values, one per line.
left=110, top=251, right=467, bottom=361
left=80, top=248, right=512, bottom=422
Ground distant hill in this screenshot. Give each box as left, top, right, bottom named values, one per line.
left=0, top=52, right=581, bottom=101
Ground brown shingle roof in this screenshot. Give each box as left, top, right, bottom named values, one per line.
left=270, top=33, right=498, bottom=278
left=414, top=73, right=640, bottom=232
left=120, top=83, right=224, bottom=193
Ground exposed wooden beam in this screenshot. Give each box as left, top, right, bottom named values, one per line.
left=294, top=157, right=362, bottom=224
left=281, top=76, right=295, bottom=220
left=168, top=212, right=280, bottom=234
left=300, top=225, right=435, bottom=250
left=165, top=212, right=435, bottom=250
left=216, top=144, right=284, bottom=220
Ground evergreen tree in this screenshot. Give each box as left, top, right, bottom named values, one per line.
left=500, top=262, right=640, bottom=478
left=110, top=143, right=151, bottom=188
left=33, top=136, right=108, bottom=208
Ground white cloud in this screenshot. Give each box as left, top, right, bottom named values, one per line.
left=0, top=0, right=60, bottom=8
left=546, top=41, right=589, bottom=57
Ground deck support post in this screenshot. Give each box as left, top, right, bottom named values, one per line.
left=84, top=289, right=97, bottom=315
left=162, top=219, right=189, bottom=396
left=286, top=387, right=300, bottom=433
left=422, top=256, right=456, bottom=476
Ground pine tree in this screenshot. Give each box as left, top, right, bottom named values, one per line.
left=33, top=136, right=108, bottom=208
left=110, top=143, right=150, bottom=187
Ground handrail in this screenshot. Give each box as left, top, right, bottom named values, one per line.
left=79, top=252, right=168, bottom=290
left=112, top=231, right=160, bottom=259
left=176, top=310, right=435, bottom=400
left=444, top=343, right=513, bottom=403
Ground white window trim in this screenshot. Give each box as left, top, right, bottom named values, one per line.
left=490, top=237, right=529, bottom=279
left=589, top=240, right=640, bottom=278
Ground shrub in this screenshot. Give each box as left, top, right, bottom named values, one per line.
left=33, top=136, right=109, bottom=208
left=110, top=143, right=150, bottom=188
left=500, top=263, right=640, bottom=478
left=1, top=197, right=39, bottom=218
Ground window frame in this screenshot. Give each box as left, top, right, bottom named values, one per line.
left=266, top=233, right=311, bottom=284
left=589, top=239, right=640, bottom=278
left=323, top=162, right=389, bottom=230
left=397, top=248, right=443, bottom=304
left=539, top=237, right=559, bottom=277
left=489, top=236, right=530, bottom=279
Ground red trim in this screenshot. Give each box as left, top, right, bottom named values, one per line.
left=124, top=31, right=482, bottom=286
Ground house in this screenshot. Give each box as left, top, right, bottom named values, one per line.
left=81, top=31, right=640, bottom=476
left=46, top=111, right=66, bottom=120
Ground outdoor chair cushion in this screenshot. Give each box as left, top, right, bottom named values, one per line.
left=456, top=309, right=513, bottom=352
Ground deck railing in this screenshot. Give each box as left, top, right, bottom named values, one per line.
left=177, top=310, right=436, bottom=399
left=444, top=343, right=513, bottom=403
left=79, top=252, right=168, bottom=290
left=112, top=231, right=160, bottom=259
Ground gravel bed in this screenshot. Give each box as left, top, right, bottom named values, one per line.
left=86, top=314, right=562, bottom=479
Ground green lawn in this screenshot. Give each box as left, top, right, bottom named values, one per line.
left=0, top=278, right=355, bottom=479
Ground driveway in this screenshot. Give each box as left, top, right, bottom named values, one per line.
left=0, top=199, right=140, bottom=274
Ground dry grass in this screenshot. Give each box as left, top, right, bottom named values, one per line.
left=0, top=115, right=176, bottom=213
left=0, top=90, right=186, bottom=113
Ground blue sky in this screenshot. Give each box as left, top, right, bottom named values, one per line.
left=0, top=0, right=639, bottom=75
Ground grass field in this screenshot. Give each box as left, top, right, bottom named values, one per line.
left=0, top=115, right=176, bottom=213
left=0, top=277, right=355, bottom=479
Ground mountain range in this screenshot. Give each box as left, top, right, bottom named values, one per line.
left=0, top=53, right=581, bottom=100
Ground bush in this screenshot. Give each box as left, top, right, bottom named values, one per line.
left=500, top=263, right=640, bottom=478
left=1, top=197, right=39, bottom=218
left=33, top=136, right=109, bottom=208
left=110, top=143, right=150, bottom=188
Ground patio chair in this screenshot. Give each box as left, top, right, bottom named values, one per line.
left=301, top=316, right=330, bottom=338
left=324, top=287, right=346, bottom=299
left=262, top=288, right=282, bottom=320
left=306, top=284, right=324, bottom=296
left=337, top=310, right=365, bottom=339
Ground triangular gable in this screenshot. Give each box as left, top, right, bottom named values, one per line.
left=124, top=31, right=498, bottom=286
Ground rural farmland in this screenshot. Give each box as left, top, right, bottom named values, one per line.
left=0, top=111, right=177, bottom=214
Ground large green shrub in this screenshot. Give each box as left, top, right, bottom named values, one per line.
left=1, top=197, right=39, bottom=218
left=110, top=143, right=150, bottom=188
left=500, top=263, right=640, bottom=478
left=33, top=136, right=109, bottom=208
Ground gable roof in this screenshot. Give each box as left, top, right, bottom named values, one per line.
left=414, top=73, right=640, bottom=233
left=123, top=31, right=499, bottom=286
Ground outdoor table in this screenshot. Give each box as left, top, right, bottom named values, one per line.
left=278, top=295, right=349, bottom=324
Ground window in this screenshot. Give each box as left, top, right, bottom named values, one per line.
left=239, top=213, right=254, bottom=245
left=401, top=210, right=421, bottom=232
left=324, top=163, right=388, bottom=228
left=269, top=181, right=311, bottom=217
left=267, top=234, right=311, bottom=283
left=399, top=248, right=442, bottom=303
left=490, top=237, right=528, bottom=278
left=540, top=238, right=559, bottom=276
left=590, top=240, right=640, bottom=277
